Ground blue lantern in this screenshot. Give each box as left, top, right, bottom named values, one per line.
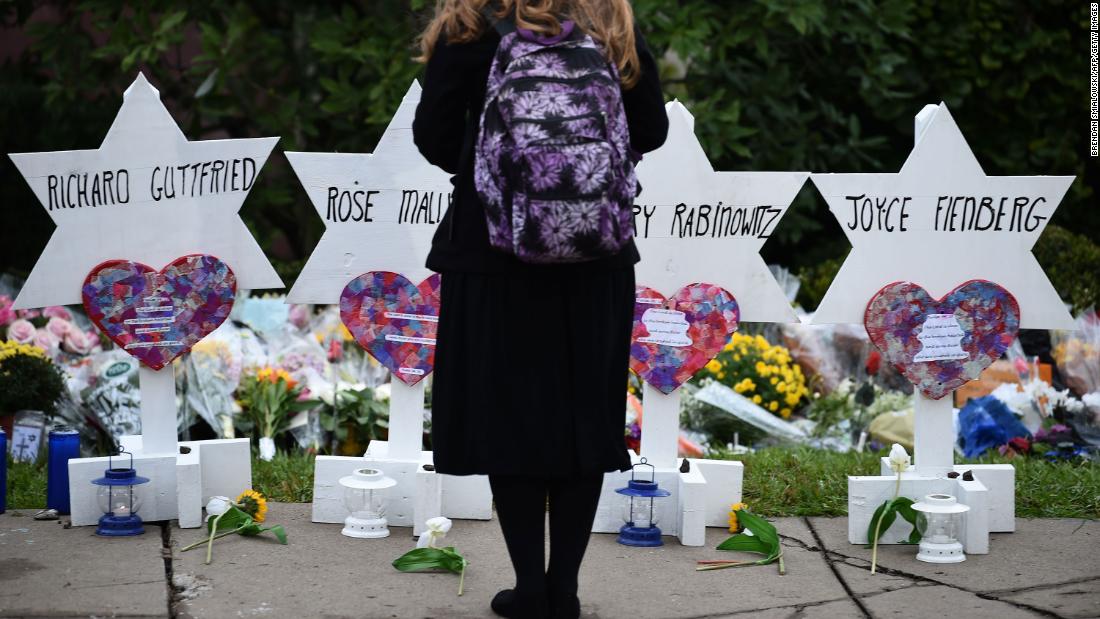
left=615, top=457, right=670, bottom=547
left=91, top=451, right=150, bottom=537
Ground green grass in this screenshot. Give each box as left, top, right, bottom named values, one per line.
left=714, top=446, right=1100, bottom=519
left=6, top=448, right=1098, bottom=519
left=6, top=457, right=48, bottom=510
left=251, top=450, right=316, bottom=503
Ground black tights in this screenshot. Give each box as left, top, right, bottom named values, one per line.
left=488, top=473, right=604, bottom=599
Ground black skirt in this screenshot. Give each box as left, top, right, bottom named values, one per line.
left=430, top=266, right=635, bottom=477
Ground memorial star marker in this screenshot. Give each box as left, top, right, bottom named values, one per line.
left=810, top=102, right=1075, bottom=552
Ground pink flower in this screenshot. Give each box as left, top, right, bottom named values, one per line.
left=62, top=328, right=95, bottom=355
left=34, top=328, right=60, bottom=352
left=327, top=338, right=343, bottom=363
left=43, top=306, right=74, bottom=322
left=45, top=317, right=72, bottom=339
left=7, top=318, right=36, bottom=344
left=1013, top=357, right=1029, bottom=376
left=17, top=308, right=40, bottom=320
left=0, top=295, right=14, bottom=327
left=288, top=304, right=310, bottom=330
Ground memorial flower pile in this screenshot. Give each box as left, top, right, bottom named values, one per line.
left=702, top=333, right=809, bottom=419
left=238, top=366, right=316, bottom=460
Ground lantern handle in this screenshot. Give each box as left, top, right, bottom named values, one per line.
left=108, top=449, right=134, bottom=471
left=632, top=456, right=657, bottom=484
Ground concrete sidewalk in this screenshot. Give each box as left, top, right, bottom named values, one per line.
left=1, top=504, right=1096, bottom=618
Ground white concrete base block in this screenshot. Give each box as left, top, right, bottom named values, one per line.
left=175, top=446, right=203, bottom=529
left=311, top=454, right=442, bottom=534
left=691, top=458, right=744, bottom=527
left=676, top=463, right=707, bottom=546
left=364, top=440, right=493, bottom=521
left=591, top=454, right=744, bottom=546
left=848, top=473, right=990, bottom=554
left=68, top=453, right=179, bottom=527
left=69, top=436, right=252, bottom=528
left=879, top=458, right=1015, bottom=533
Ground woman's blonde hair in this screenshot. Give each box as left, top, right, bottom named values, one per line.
left=417, top=0, right=641, bottom=88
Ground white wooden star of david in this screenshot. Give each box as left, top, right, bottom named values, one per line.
left=634, top=101, right=807, bottom=322
left=810, top=102, right=1075, bottom=329
left=9, top=73, right=282, bottom=310
left=286, top=81, right=451, bottom=303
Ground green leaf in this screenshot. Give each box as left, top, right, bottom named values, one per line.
left=393, top=548, right=451, bottom=572
left=716, top=509, right=781, bottom=562
left=393, top=547, right=466, bottom=575
left=866, top=500, right=897, bottom=544
left=208, top=506, right=253, bottom=533
left=716, top=534, right=771, bottom=555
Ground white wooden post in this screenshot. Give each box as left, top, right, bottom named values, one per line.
left=907, top=104, right=957, bottom=478
left=137, top=365, right=179, bottom=455
left=639, top=383, right=680, bottom=469
left=387, top=380, right=426, bottom=460
left=912, top=393, right=954, bottom=476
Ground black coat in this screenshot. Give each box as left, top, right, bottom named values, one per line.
left=412, top=23, right=669, bottom=274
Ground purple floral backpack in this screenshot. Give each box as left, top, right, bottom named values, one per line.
left=473, top=17, right=639, bottom=263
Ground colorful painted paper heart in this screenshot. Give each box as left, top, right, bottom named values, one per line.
left=864, top=280, right=1020, bottom=400
left=630, top=283, right=740, bottom=394
left=340, top=271, right=441, bottom=386
left=82, top=255, right=237, bottom=370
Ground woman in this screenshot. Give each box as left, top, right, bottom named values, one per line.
left=413, top=1, right=667, bottom=617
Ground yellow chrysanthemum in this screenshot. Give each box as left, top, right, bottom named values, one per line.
left=752, top=394, right=762, bottom=405
left=706, top=359, right=722, bottom=373
left=768, top=401, right=779, bottom=412
left=236, top=489, right=268, bottom=523
left=781, top=407, right=792, bottom=418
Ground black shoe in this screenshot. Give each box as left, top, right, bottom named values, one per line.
left=491, top=589, right=549, bottom=618
left=547, top=591, right=581, bottom=619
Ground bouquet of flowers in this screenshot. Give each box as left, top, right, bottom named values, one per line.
left=237, top=367, right=315, bottom=460
left=0, top=340, right=66, bottom=418
left=700, top=333, right=810, bottom=419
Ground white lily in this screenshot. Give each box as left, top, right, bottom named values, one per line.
left=416, top=516, right=453, bottom=549
left=888, top=443, right=910, bottom=473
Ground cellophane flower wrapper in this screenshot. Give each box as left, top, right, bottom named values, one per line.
left=181, top=323, right=243, bottom=438
left=1051, top=311, right=1100, bottom=447
left=775, top=316, right=911, bottom=396
left=78, top=349, right=143, bottom=439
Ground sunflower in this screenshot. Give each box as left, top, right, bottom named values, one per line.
left=236, top=489, right=269, bottom=523
left=728, top=502, right=748, bottom=533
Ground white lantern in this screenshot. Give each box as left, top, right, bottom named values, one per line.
left=338, top=468, right=396, bottom=539
left=912, top=494, right=970, bottom=563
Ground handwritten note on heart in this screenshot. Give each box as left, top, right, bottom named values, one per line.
left=630, top=283, right=740, bottom=394
left=82, top=255, right=237, bottom=370
left=340, top=271, right=441, bottom=386
left=864, top=280, right=1020, bottom=400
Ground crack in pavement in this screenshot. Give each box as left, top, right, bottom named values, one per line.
left=681, top=596, right=853, bottom=618
left=984, top=575, right=1100, bottom=596
left=802, top=517, right=873, bottom=618
left=158, top=522, right=179, bottom=619
left=805, top=534, right=1072, bottom=619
